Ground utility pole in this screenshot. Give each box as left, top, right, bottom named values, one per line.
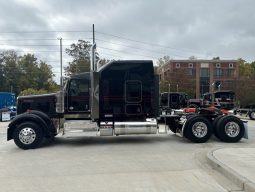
left=58, top=37, right=63, bottom=88
left=168, top=83, right=170, bottom=107
left=93, top=24, right=95, bottom=44
left=91, top=24, right=96, bottom=72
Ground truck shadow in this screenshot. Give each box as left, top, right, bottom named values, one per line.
left=43, top=134, right=189, bottom=148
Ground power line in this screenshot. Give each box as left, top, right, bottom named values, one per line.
left=12, top=50, right=60, bottom=53
left=96, top=38, right=187, bottom=58
left=0, top=44, right=73, bottom=47
left=98, top=52, right=123, bottom=59
left=98, top=46, right=159, bottom=60
left=0, top=38, right=80, bottom=41
left=0, top=30, right=91, bottom=34
left=96, top=31, right=205, bottom=56
left=0, top=38, right=92, bottom=41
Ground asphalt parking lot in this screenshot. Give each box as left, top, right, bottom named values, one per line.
left=1, top=119, right=255, bottom=192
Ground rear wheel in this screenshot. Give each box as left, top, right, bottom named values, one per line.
left=212, top=115, right=223, bottom=139
left=13, top=122, right=43, bottom=150
left=248, top=111, right=255, bottom=120
left=216, top=116, right=244, bottom=143
left=184, top=116, right=213, bottom=143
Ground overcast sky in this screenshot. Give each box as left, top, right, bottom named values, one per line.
left=0, top=0, right=254, bottom=83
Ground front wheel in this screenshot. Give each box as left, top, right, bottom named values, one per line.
left=184, top=116, right=213, bottom=143
left=13, top=122, right=43, bottom=150
left=215, top=115, right=244, bottom=143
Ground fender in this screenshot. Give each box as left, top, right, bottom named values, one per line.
left=28, top=110, right=54, bottom=128
left=27, top=110, right=56, bottom=136
left=7, top=112, right=49, bottom=141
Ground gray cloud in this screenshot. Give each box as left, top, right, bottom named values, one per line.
left=0, top=0, right=255, bottom=82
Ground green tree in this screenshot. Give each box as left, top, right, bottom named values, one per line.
left=235, top=58, right=255, bottom=106
left=157, top=56, right=171, bottom=67
left=65, top=40, right=99, bottom=76
left=36, top=61, right=58, bottom=91
left=0, top=50, right=22, bottom=93
left=0, top=50, right=58, bottom=95
left=19, top=88, right=48, bottom=96
left=18, top=53, right=39, bottom=90
left=212, top=56, right=220, bottom=60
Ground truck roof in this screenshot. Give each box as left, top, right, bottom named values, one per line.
left=98, top=60, right=153, bottom=72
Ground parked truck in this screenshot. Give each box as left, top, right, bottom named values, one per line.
left=160, top=92, right=188, bottom=109
left=0, top=92, right=16, bottom=109
left=0, top=92, right=16, bottom=121
left=188, top=90, right=235, bottom=110
left=7, top=60, right=248, bottom=149
left=233, top=104, right=255, bottom=120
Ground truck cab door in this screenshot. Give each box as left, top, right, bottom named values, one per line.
left=125, top=80, right=142, bottom=115
left=67, top=78, right=90, bottom=112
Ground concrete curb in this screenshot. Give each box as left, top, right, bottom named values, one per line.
left=207, top=148, right=255, bottom=192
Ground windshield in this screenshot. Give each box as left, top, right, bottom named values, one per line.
left=215, top=92, right=235, bottom=100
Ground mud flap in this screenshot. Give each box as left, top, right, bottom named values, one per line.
left=243, top=120, right=248, bottom=139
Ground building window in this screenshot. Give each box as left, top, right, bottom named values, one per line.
left=176, top=63, right=180, bottom=68
left=226, top=69, right=234, bottom=77
left=200, top=68, right=209, bottom=77
left=188, top=63, right=193, bottom=68
left=229, top=63, right=234, bottom=68
left=214, top=68, right=223, bottom=77
left=187, top=68, right=196, bottom=76
left=216, top=63, right=221, bottom=68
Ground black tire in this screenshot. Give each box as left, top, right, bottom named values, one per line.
left=186, top=113, right=198, bottom=120
left=13, top=121, right=43, bottom=150
left=216, top=115, right=244, bottom=143
left=212, top=115, right=223, bottom=139
left=184, top=115, right=213, bottom=143
left=248, top=111, right=255, bottom=120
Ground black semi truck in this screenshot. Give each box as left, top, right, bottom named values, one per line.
left=7, top=60, right=248, bottom=149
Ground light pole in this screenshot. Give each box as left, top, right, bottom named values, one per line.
left=58, top=37, right=63, bottom=89
left=168, top=83, right=170, bottom=107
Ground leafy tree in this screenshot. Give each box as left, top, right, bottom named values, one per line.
left=18, top=53, right=38, bottom=91
left=65, top=40, right=99, bottom=76
left=37, top=61, right=57, bottom=91
left=19, top=88, right=48, bottom=96
left=235, top=58, right=255, bottom=106
left=212, top=56, right=220, bottom=60
left=97, top=58, right=111, bottom=68
left=188, top=56, right=197, bottom=60
left=238, top=58, right=254, bottom=78
left=157, top=56, right=171, bottom=67
left=0, top=50, right=21, bottom=93
left=0, top=50, right=58, bottom=95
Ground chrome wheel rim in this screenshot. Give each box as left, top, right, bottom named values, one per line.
left=251, top=112, right=255, bottom=119
left=19, top=128, right=36, bottom=144
left=225, top=122, right=240, bottom=137
left=192, top=122, right=208, bottom=138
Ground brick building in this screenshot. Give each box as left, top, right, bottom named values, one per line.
left=158, top=59, right=239, bottom=98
